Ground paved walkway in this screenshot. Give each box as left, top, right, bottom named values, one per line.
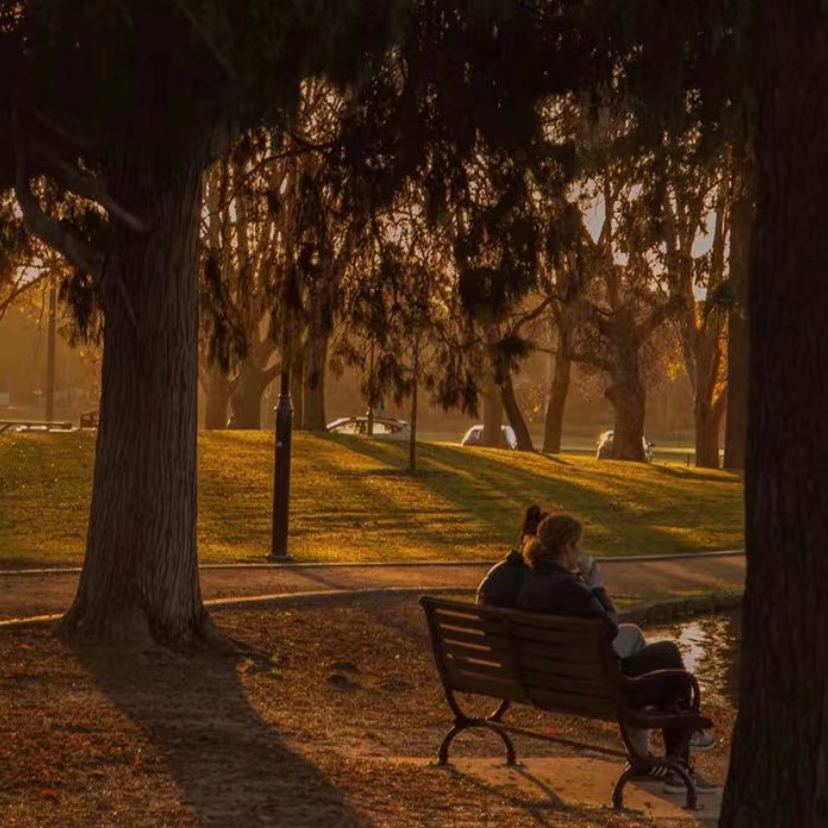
left=0, top=552, right=745, bottom=623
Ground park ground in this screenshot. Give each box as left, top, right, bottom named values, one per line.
left=1, top=553, right=743, bottom=827
left=0, top=432, right=743, bottom=826
left=0, top=431, right=743, bottom=568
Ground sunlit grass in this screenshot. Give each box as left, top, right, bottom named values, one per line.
left=0, top=431, right=743, bottom=568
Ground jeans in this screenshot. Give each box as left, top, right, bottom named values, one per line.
left=620, top=640, right=692, bottom=761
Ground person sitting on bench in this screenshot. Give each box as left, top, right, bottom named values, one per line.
left=476, top=504, right=548, bottom=608
left=516, top=512, right=719, bottom=795
left=478, top=505, right=650, bottom=663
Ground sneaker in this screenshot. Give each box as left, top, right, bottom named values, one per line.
left=689, top=729, right=715, bottom=752
left=663, top=768, right=721, bottom=795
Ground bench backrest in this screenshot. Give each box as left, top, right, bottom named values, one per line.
left=421, top=596, right=623, bottom=722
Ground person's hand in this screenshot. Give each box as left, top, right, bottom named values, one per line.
left=577, top=553, right=604, bottom=589
left=586, top=563, right=604, bottom=590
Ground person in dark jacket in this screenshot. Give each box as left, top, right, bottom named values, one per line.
left=516, top=513, right=718, bottom=795
left=476, top=505, right=548, bottom=608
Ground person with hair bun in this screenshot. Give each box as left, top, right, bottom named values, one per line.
left=516, top=513, right=718, bottom=795
left=476, top=505, right=548, bottom=608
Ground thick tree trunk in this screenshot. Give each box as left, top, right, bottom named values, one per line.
left=202, top=367, right=234, bottom=430
left=500, top=374, right=534, bottom=452
left=719, top=5, right=828, bottom=824
left=230, top=358, right=277, bottom=430
left=543, top=339, right=571, bottom=454
left=304, top=332, right=328, bottom=432
left=693, top=396, right=724, bottom=469
left=724, top=181, right=752, bottom=470
left=59, top=153, right=209, bottom=647
left=481, top=392, right=504, bottom=447
left=692, top=332, right=726, bottom=469
left=606, top=375, right=646, bottom=462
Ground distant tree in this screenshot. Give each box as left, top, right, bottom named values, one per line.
left=634, top=144, right=732, bottom=468
left=568, top=158, right=679, bottom=462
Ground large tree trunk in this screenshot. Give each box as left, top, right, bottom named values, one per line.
left=605, top=339, right=647, bottom=462
left=481, top=391, right=504, bottom=447
left=693, top=332, right=726, bottom=469
left=304, top=332, right=328, bottom=432
left=201, top=366, right=234, bottom=430
left=543, top=335, right=572, bottom=454
left=500, top=373, right=534, bottom=452
left=59, top=152, right=209, bottom=647
left=724, top=176, right=752, bottom=470
left=606, top=376, right=646, bottom=461
left=719, top=5, right=828, bottom=824
left=229, top=358, right=277, bottom=430
left=693, top=394, right=725, bottom=469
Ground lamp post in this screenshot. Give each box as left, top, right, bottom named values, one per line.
left=269, top=364, right=294, bottom=561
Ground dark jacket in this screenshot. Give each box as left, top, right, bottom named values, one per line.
left=516, top=560, right=619, bottom=638
left=476, top=550, right=528, bottom=609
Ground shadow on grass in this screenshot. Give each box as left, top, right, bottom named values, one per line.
left=73, top=645, right=371, bottom=828
left=328, top=437, right=717, bottom=558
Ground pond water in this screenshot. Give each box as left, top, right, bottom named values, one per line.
left=645, top=609, right=741, bottom=707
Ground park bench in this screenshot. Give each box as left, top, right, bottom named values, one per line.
left=0, top=419, right=73, bottom=435
left=420, top=596, right=713, bottom=810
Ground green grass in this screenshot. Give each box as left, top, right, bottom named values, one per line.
left=0, top=431, right=744, bottom=568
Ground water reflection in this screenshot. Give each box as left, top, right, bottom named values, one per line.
left=646, top=609, right=741, bottom=707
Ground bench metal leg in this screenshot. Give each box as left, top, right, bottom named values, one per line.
left=437, top=716, right=517, bottom=767
left=611, top=759, right=698, bottom=811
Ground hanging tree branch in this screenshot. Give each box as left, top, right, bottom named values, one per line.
left=13, top=128, right=103, bottom=278
left=27, top=136, right=148, bottom=233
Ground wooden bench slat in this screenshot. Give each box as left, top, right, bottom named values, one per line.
left=439, top=639, right=512, bottom=663
left=525, top=687, right=618, bottom=720
left=519, top=668, right=613, bottom=698
left=445, top=672, right=528, bottom=702
left=433, top=618, right=605, bottom=653
left=444, top=655, right=519, bottom=683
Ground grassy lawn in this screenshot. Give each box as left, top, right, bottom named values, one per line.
left=0, top=431, right=743, bottom=568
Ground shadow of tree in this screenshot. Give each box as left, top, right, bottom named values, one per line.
left=73, top=645, right=371, bottom=828
left=326, top=437, right=726, bottom=558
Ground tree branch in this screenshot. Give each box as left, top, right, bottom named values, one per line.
left=28, top=136, right=147, bottom=233
left=14, top=134, right=103, bottom=278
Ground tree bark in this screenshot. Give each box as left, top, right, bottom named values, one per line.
left=481, top=392, right=504, bottom=447
left=201, top=366, right=234, bottom=430
left=59, top=151, right=209, bottom=647
left=304, top=332, right=328, bottom=432
left=543, top=335, right=572, bottom=454
left=693, top=394, right=725, bottom=469
left=719, top=4, right=828, bottom=824
left=692, top=329, right=726, bottom=469
left=605, top=374, right=646, bottom=462
left=500, top=373, right=534, bottom=452
left=229, top=356, right=278, bottom=430
left=724, top=176, right=752, bottom=470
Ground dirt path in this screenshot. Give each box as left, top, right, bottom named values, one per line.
left=0, top=553, right=744, bottom=622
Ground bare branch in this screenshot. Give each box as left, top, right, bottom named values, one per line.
left=0, top=270, right=50, bottom=323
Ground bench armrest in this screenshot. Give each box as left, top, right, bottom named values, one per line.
left=620, top=668, right=701, bottom=710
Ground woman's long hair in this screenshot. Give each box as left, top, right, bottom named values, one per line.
left=521, top=504, right=549, bottom=540
left=523, top=513, right=583, bottom=570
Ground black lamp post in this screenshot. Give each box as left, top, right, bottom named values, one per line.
left=269, top=364, right=294, bottom=561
